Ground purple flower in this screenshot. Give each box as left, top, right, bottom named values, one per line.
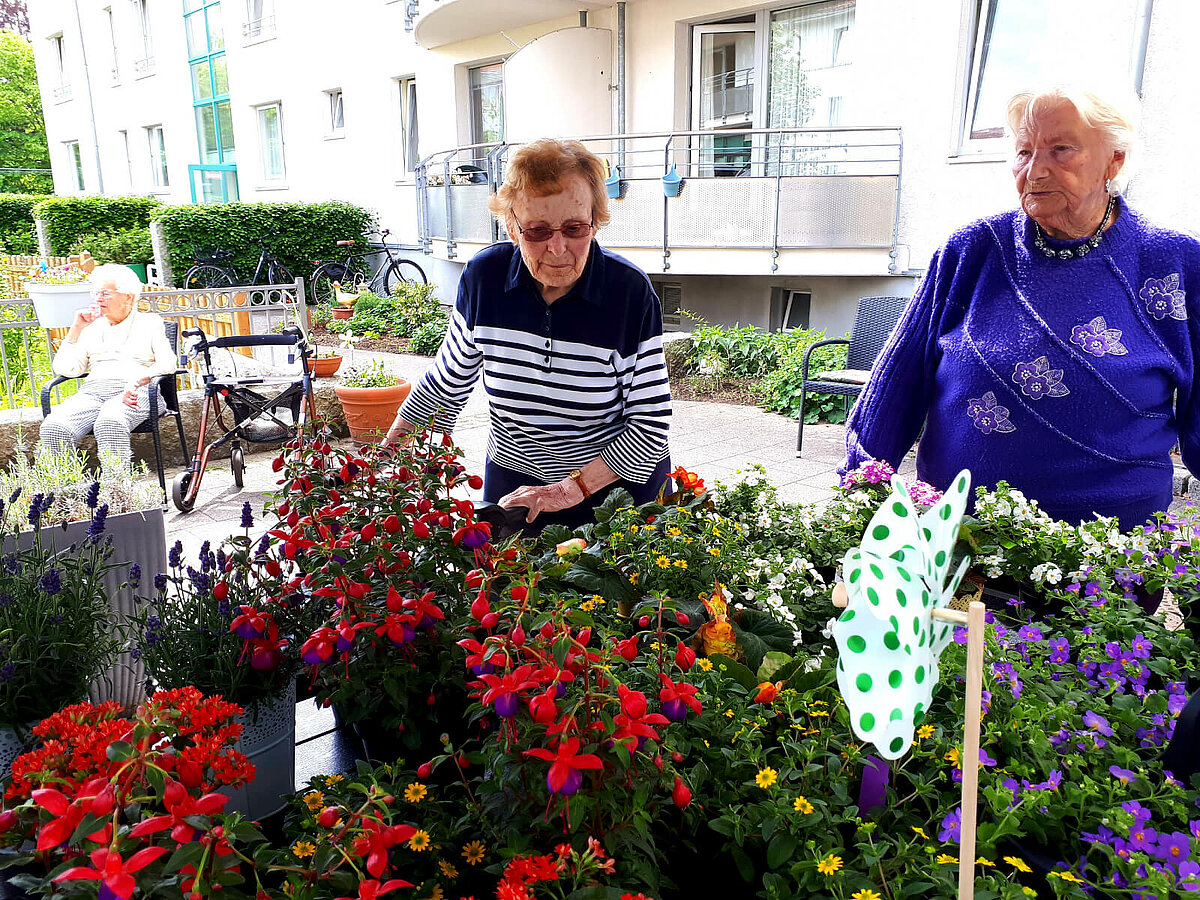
left=38, top=567, right=61, bottom=595
left=1018, top=624, right=1044, bottom=642
left=1141, top=273, right=1187, bottom=321
left=1129, top=823, right=1159, bottom=853
left=240, top=502, right=254, bottom=529
left=1084, top=710, right=1114, bottom=737
left=86, top=502, right=108, bottom=540
left=953, top=626, right=968, bottom=645
left=1048, top=636, right=1071, bottom=664
left=1110, top=765, right=1138, bottom=784
left=1131, top=634, right=1153, bottom=658
left=128, top=563, right=141, bottom=589
left=168, top=540, right=183, bottom=569
left=1083, top=824, right=1117, bottom=846
left=0, top=661, right=14, bottom=683
left=1123, top=800, right=1152, bottom=823
left=153, top=572, right=167, bottom=593
left=980, top=749, right=996, bottom=766
left=85, top=481, right=100, bottom=509
left=1071, top=316, right=1128, bottom=357
left=938, top=807, right=962, bottom=843
left=966, top=391, right=1016, bottom=435
left=1012, top=357, right=1069, bottom=400
left=26, top=493, right=42, bottom=527
left=1157, top=831, right=1191, bottom=864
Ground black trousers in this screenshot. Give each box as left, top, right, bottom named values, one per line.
left=483, top=455, right=673, bottom=533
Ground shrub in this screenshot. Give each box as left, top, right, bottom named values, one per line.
left=757, top=330, right=850, bottom=422
left=31, top=195, right=160, bottom=254
left=67, top=227, right=153, bottom=265
left=0, top=193, right=46, bottom=255
left=341, top=281, right=443, bottom=340
left=153, top=201, right=373, bottom=287
left=409, top=313, right=448, bottom=355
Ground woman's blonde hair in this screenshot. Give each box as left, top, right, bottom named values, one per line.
left=1006, top=85, right=1140, bottom=190
left=488, top=139, right=611, bottom=227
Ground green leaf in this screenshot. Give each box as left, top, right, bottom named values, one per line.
left=708, top=653, right=758, bottom=690
left=105, top=740, right=134, bottom=762
left=766, top=832, right=797, bottom=869
left=731, top=845, right=756, bottom=882
left=708, top=815, right=736, bottom=837
left=757, top=650, right=793, bottom=682
left=594, top=488, right=635, bottom=523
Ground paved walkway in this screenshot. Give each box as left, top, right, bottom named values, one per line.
left=159, top=349, right=848, bottom=556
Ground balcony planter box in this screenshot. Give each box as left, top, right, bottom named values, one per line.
left=334, top=379, right=412, bottom=443
left=7, top=507, right=168, bottom=711
left=23, top=282, right=94, bottom=329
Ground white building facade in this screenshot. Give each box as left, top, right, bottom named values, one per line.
left=27, top=0, right=1200, bottom=337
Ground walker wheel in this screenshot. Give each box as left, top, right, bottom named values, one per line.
left=172, top=471, right=195, bottom=513
left=231, top=446, right=245, bottom=489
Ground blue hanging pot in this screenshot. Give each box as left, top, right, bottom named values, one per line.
left=605, top=166, right=623, bottom=200
left=662, top=164, right=684, bottom=198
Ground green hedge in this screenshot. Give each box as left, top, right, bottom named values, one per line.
left=153, top=201, right=374, bottom=288
left=0, top=194, right=48, bottom=255
left=31, top=196, right=161, bottom=254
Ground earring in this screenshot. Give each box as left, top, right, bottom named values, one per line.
left=1105, top=178, right=1120, bottom=197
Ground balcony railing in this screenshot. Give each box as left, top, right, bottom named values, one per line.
left=243, top=15, right=277, bottom=41
left=52, top=83, right=72, bottom=102
left=133, top=55, right=154, bottom=76
left=415, top=127, right=903, bottom=271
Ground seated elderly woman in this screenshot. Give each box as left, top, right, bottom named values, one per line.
left=39, top=263, right=176, bottom=468
left=843, top=85, right=1200, bottom=530
left=385, top=138, right=673, bottom=530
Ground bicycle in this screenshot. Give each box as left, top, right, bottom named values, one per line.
left=309, top=228, right=426, bottom=306
left=182, top=231, right=295, bottom=290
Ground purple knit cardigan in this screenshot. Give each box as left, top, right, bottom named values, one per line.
left=843, top=198, right=1200, bottom=528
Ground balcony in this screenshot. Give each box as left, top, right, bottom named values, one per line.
left=52, top=83, right=72, bottom=102
left=412, top=0, right=610, bottom=49
left=415, top=127, right=903, bottom=276
left=243, top=15, right=277, bottom=43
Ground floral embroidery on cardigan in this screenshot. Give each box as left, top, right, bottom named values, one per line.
left=1141, top=274, right=1186, bottom=321
left=967, top=392, right=1015, bottom=434
left=1070, top=316, right=1128, bottom=357
left=1012, top=356, right=1069, bottom=400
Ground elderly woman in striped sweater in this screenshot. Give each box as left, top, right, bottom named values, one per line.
left=385, top=138, right=673, bottom=530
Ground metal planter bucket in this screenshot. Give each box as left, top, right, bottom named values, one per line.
left=223, top=681, right=297, bottom=821
left=662, top=165, right=684, bottom=198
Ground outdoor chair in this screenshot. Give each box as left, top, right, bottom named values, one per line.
left=40, top=319, right=188, bottom=498
left=795, top=295, right=910, bottom=457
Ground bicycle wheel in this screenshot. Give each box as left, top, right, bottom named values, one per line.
left=184, top=264, right=235, bottom=289
left=309, top=263, right=350, bottom=306
left=269, top=262, right=294, bottom=285
left=382, top=258, right=427, bottom=294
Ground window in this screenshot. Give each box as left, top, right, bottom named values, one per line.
left=119, top=130, right=133, bottom=188
left=65, top=141, right=84, bottom=192
left=468, top=63, right=504, bottom=144
left=147, top=125, right=168, bottom=188
left=256, top=103, right=285, bottom=180
left=781, top=290, right=811, bottom=331
left=49, top=34, right=71, bottom=100
left=104, top=8, right=119, bottom=81
left=398, top=77, right=419, bottom=174
left=131, top=0, right=153, bottom=73
left=244, top=0, right=276, bottom=41
left=327, top=89, right=345, bottom=134
left=652, top=282, right=683, bottom=329
left=186, top=0, right=238, bottom=203
left=959, top=0, right=1148, bottom=154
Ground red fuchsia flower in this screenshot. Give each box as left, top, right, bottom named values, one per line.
left=614, top=636, right=639, bottom=662
left=672, top=776, right=692, bottom=808
left=524, top=737, right=604, bottom=796
left=267, top=527, right=316, bottom=560
left=659, top=674, right=703, bottom=722
left=470, top=590, right=492, bottom=623
left=301, top=627, right=339, bottom=665
left=351, top=820, right=417, bottom=879
left=32, top=783, right=109, bottom=851
left=457, top=637, right=503, bottom=675
left=479, top=665, right=539, bottom=718
left=529, top=687, right=559, bottom=724
left=130, top=778, right=229, bottom=843
left=375, top=612, right=417, bottom=646
left=54, top=846, right=169, bottom=899
left=612, top=685, right=669, bottom=749
left=335, top=619, right=374, bottom=651
left=674, top=641, right=696, bottom=671
left=402, top=590, right=445, bottom=629
left=336, top=879, right=415, bottom=900
left=453, top=521, right=492, bottom=549
left=753, top=681, right=780, bottom=704
left=230, top=606, right=268, bottom=640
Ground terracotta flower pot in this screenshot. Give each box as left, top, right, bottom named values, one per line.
left=334, top=379, right=412, bottom=443
left=332, top=306, right=354, bottom=321
left=309, top=354, right=343, bottom=377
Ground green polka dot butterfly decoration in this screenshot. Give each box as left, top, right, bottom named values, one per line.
left=831, top=469, right=973, bottom=760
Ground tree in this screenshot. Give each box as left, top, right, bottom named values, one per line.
left=0, top=30, right=52, bottom=194
left=0, top=1, right=28, bottom=38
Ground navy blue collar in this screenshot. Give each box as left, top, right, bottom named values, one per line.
left=503, top=241, right=605, bottom=307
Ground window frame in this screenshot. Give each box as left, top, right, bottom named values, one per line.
left=255, top=102, right=286, bottom=182
left=326, top=89, right=345, bottom=136
left=397, top=76, right=419, bottom=176
left=103, top=8, right=119, bottom=82
left=131, top=0, right=154, bottom=75
left=467, top=61, right=505, bottom=145
left=780, top=289, right=812, bottom=332
left=146, top=124, right=169, bottom=189
left=64, top=141, right=85, bottom=192
left=244, top=0, right=276, bottom=42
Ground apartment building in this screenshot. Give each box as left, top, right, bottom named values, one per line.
left=27, top=0, right=1200, bottom=336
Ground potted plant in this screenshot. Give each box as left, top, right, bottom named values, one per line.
left=332, top=280, right=362, bottom=320
left=0, top=447, right=166, bottom=710
left=22, top=259, right=94, bottom=328
left=307, top=343, right=344, bottom=377
left=131, top=507, right=320, bottom=820
left=333, top=351, right=411, bottom=443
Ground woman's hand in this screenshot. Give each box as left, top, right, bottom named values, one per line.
left=380, top=413, right=415, bottom=448
left=122, top=389, right=139, bottom=408
left=498, top=478, right=585, bottom=523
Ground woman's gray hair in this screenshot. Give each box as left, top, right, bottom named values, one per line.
left=1007, top=85, right=1140, bottom=191
left=88, top=263, right=143, bottom=299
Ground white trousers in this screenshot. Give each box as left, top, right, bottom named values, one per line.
left=40, top=378, right=163, bottom=468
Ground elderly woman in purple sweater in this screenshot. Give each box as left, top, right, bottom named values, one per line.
left=843, top=86, right=1200, bottom=530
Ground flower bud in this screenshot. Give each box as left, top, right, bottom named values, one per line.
left=672, top=776, right=692, bottom=808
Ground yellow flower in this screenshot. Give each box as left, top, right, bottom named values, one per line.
left=793, top=796, right=814, bottom=814
left=420, top=886, right=444, bottom=900
left=1049, top=871, right=1086, bottom=885
left=629, top=524, right=639, bottom=533
left=1004, top=856, right=1032, bottom=873
left=816, top=854, right=843, bottom=875
left=655, top=555, right=670, bottom=569
left=708, top=547, right=721, bottom=557
left=851, top=891, right=883, bottom=900
left=323, top=774, right=343, bottom=785
left=303, top=791, right=324, bottom=812
left=581, top=599, right=597, bottom=611
left=725, top=709, right=735, bottom=718
left=712, top=527, right=722, bottom=536
left=404, top=782, right=428, bottom=803
left=674, top=559, right=688, bottom=569
left=976, top=857, right=995, bottom=867
left=944, top=747, right=961, bottom=766
left=291, top=840, right=316, bottom=859
left=917, top=725, right=935, bottom=739
left=696, top=658, right=713, bottom=671
left=408, top=829, right=431, bottom=851
left=936, top=854, right=958, bottom=865
left=628, top=573, right=639, bottom=585
left=591, top=594, right=604, bottom=604
left=756, top=767, right=778, bottom=788
left=911, top=827, right=929, bottom=840
left=668, top=527, right=682, bottom=537
left=683, top=536, right=694, bottom=543
left=1021, top=889, right=1037, bottom=898
left=438, top=860, right=458, bottom=878
left=808, top=707, right=831, bottom=717
left=462, top=840, right=486, bottom=865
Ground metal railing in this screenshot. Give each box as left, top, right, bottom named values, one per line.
left=52, top=84, right=73, bottom=102
left=0, top=281, right=308, bottom=410
left=415, top=126, right=903, bottom=272
left=243, top=15, right=277, bottom=40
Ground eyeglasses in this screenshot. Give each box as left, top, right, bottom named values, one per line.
left=92, top=289, right=120, bottom=299
left=511, top=213, right=594, bottom=243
